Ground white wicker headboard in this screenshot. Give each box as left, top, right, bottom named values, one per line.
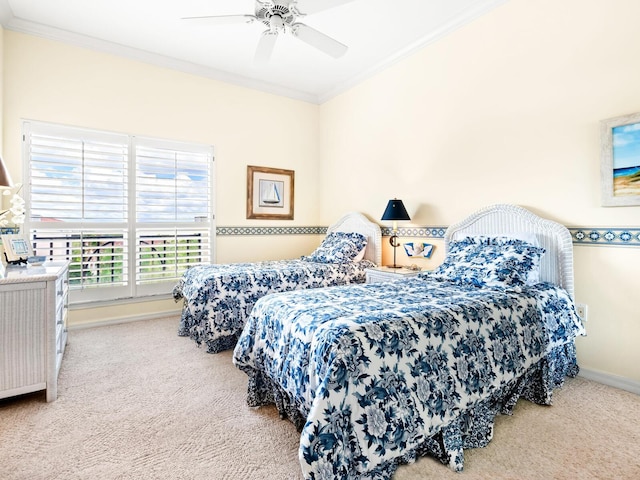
left=445, top=204, right=575, bottom=299
left=327, top=212, right=382, bottom=266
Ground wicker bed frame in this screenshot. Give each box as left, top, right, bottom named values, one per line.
left=446, top=204, right=575, bottom=299
left=327, top=211, right=382, bottom=265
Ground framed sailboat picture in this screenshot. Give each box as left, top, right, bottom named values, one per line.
left=247, top=165, right=295, bottom=219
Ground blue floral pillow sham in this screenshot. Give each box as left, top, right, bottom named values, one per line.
left=420, top=236, right=545, bottom=287
left=302, top=232, right=368, bottom=264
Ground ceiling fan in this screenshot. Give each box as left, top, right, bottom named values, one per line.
left=182, top=0, right=354, bottom=63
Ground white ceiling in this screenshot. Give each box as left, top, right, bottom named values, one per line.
left=0, top=0, right=508, bottom=104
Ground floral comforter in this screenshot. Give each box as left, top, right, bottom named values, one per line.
left=173, top=259, right=375, bottom=353
left=233, top=277, right=585, bottom=479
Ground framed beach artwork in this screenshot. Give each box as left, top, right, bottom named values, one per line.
left=247, top=165, right=294, bottom=219
left=601, top=111, right=640, bottom=206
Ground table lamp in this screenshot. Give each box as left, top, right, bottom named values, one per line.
left=381, top=198, right=410, bottom=268
left=0, top=156, right=13, bottom=188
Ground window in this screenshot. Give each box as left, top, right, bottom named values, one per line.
left=23, top=121, right=214, bottom=304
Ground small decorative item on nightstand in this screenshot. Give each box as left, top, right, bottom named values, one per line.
left=365, top=266, right=420, bottom=284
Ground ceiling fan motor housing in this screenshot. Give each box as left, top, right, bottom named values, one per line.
left=256, top=1, right=299, bottom=31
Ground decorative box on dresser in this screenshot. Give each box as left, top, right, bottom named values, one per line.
left=0, top=261, right=69, bottom=402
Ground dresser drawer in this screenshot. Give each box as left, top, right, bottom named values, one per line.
left=56, top=298, right=67, bottom=327
left=55, top=274, right=68, bottom=309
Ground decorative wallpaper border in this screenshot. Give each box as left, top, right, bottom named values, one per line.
left=215, top=226, right=448, bottom=237
left=382, top=226, right=640, bottom=247
left=8, top=225, right=639, bottom=246
left=217, top=225, right=640, bottom=248
left=568, top=227, right=640, bottom=246
left=217, top=226, right=326, bottom=236
left=381, top=226, right=447, bottom=238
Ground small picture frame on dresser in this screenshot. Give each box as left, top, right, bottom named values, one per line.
left=1, top=234, right=32, bottom=265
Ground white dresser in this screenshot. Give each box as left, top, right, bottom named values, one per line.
left=0, top=261, right=69, bottom=402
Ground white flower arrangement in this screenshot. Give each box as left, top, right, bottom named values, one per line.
left=0, top=184, right=25, bottom=228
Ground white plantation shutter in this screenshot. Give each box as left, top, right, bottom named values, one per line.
left=134, top=138, right=212, bottom=292
left=31, top=228, right=129, bottom=292
left=136, top=229, right=210, bottom=292
left=23, top=121, right=214, bottom=303
left=135, top=141, right=210, bottom=223
left=28, top=126, right=128, bottom=222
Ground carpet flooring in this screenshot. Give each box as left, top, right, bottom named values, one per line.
left=1, top=316, right=639, bottom=479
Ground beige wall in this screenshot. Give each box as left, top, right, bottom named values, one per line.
left=1, top=31, right=321, bottom=325
left=0, top=26, right=3, bottom=149
left=319, top=0, right=640, bottom=383
left=2, top=0, right=639, bottom=383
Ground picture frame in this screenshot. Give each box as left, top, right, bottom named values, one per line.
left=403, top=242, right=434, bottom=258
left=601, top=111, right=640, bottom=206
left=1, top=233, right=32, bottom=264
left=247, top=165, right=294, bottom=220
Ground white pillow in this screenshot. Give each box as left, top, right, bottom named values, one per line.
left=352, top=246, right=366, bottom=262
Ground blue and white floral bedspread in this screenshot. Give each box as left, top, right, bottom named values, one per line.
left=173, top=259, right=375, bottom=353
left=233, top=277, right=585, bottom=479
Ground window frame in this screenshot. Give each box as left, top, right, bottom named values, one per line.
left=22, top=120, right=215, bottom=305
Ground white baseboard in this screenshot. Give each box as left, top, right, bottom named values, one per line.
left=68, top=310, right=181, bottom=330
left=579, top=368, right=640, bottom=395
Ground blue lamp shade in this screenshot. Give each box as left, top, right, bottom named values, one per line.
left=381, top=199, right=410, bottom=221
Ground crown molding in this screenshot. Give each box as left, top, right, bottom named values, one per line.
left=2, top=15, right=320, bottom=104
left=1, top=0, right=508, bottom=106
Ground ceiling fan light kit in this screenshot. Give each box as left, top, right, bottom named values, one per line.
left=182, top=0, right=352, bottom=62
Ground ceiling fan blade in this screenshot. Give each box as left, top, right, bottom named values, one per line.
left=293, top=23, right=347, bottom=58
left=254, top=32, right=278, bottom=64
left=295, top=0, right=355, bottom=15
left=181, top=15, right=256, bottom=26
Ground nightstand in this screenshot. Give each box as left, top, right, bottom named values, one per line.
left=365, top=266, right=421, bottom=283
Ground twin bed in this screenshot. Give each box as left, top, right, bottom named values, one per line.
left=174, top=204, right=585, bottom=479
left=173, top=212, right=382, bottom=353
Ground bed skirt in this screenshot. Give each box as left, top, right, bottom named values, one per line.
left=177, top=307, right=243, bottom=354
left=242, top=342, right=579, bottom=478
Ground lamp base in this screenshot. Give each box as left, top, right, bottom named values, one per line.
left=388, top=235, right=402, bottom=269
left=385, top=265, right=404, bottom=269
